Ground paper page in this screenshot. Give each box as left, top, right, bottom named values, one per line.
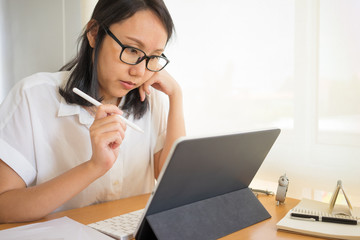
left=0, top=217, right=113, bottom=240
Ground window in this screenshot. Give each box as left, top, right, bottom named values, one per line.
left=165, top=0, right=360, bottom=202
left=166, top=0, right=295, bottom=135
left=318, top=0, right=360, bottom=146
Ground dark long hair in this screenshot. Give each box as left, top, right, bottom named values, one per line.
left=59, top=0, right=174, bottom=119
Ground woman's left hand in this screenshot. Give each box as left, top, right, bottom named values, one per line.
left=139, top=69, right=181, bottom=101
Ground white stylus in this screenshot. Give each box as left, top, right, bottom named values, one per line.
left=73, top=87, right=144, bottom=133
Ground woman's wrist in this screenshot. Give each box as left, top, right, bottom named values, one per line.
left=86, top=159, right=109, bottom=179
left=168, top=81, right=182, bottom=100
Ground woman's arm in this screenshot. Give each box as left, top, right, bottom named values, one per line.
left=0, top=104, right=126, bottom=223
left=0, top=158, right=104, bottom=223
left=139, top=70, right=186, bottom=179
left=153, top=88, right=185, bottom=178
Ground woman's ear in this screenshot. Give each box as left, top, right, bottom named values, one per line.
left=86, top=19, right=99, bottom=48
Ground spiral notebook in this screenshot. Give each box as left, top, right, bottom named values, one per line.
left=277, top=198, right=360, bottom=240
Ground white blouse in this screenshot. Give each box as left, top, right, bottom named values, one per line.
left=0, top=71, right=168, bottom=212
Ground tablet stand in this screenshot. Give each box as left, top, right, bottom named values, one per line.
left=137, top=187, right=271, bottom=240
left=329, top=180, right=353, bottom=216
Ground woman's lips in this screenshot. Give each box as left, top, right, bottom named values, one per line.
left=119, top=80, right=136, bottom=90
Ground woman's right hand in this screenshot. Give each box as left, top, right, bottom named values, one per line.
left=89, top=104, right=126, bottom=174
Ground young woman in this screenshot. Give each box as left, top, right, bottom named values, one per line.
left=0, top=0, right=185, bottom=223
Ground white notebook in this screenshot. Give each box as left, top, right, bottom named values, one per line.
left=0, top=217, right=113, bottom=240
left=276, top=198, right=360, bottom=240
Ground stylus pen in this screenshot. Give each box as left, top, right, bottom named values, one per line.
left=73, top=88, right=144, bottom=133
left=290, top=212, right=358, bottom=225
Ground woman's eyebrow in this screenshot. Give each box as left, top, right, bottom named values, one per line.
left=125, top=36, right=164, bottom=54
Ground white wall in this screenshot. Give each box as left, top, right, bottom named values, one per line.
left=80, top=0, right=97, bottom=27
left=0, top=0, right=10, bottom=102
left=0, top=0, right=82, bottom=102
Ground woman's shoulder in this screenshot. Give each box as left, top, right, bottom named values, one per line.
left=1, top=71, right=70, bottom=111
left=14, top=71, right=70, bottom=92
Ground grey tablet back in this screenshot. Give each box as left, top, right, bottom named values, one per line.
left=135, top=128, right=281, bottom=240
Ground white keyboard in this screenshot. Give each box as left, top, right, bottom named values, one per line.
left=88, top=209, right=144, bottom=240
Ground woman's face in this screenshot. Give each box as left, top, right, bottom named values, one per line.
left=95, top=10, right=168, bottom=104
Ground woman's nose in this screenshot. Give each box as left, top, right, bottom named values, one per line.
left=129, top=60, right=146, bottom=77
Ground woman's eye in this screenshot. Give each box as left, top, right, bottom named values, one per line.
left=129, top=48, right=139, bottom=55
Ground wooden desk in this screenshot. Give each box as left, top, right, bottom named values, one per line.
left=0, top=194, right=325, bottom=239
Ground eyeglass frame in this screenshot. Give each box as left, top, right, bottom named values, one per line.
left=103, top=26, right=170, bottom=72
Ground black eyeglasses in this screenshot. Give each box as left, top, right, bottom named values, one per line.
left=103, top=26, right=169, bottom=72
